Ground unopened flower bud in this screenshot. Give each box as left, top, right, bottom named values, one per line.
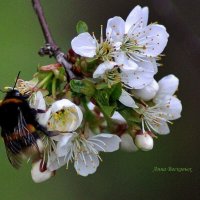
left=133, top=80, right=159, bottom=101
left=135, top=133, right=154, bottom=151
left=31, top=160, right=54, bottom=183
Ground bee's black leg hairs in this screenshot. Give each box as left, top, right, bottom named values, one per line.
left=31, top=108, right=59, bottom=137
left=36, top=109, right=46, bottom=114
left=31, top=108, right=47, bottom=115
left=36, top=123, right=59, bottom=137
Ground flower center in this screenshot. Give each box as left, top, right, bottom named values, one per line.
left=96, top=41, right=115, bottom=61
left=73, top=134, right=103, bottom=161
left=139, top=105, right=172, bottom=131
left=16, top=80, right=34, bottom=95
left=47, top=107, right=78, bottom=132
left=121, top=37, right=146, bottom=54
left=103, top=67, right=121, bottom=87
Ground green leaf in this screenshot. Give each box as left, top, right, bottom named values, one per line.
left=70, top=79, right=95, bottom=97
left=100, top=105, right=116, bottom=117
left=79, top=57, right=99, bottom=73
left=94, top=83, right=121, bottom=115
left=95, top=90, right=110, bottom=106
left=118, top=107, right=141, bottom=124
left=76, top=20, right=88, bottom=34
left=96, top=82, right=109, bottom=90
left=108, top=83, right=122, bottom=102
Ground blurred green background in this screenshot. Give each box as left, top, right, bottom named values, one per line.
left=0, top=0, right=199, bottom=199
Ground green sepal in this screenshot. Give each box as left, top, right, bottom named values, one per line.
left=109, top=83, right=122, bottom=102
left=96, top=82, right=108, bottom=90
left=76, top=20, right=88, bottom=34
left=95, top=90, right=110, bottom=106
left=99, top=105, right=116, bottom=117
left=77, top=57, right=99, bottom=74
left=118, top=107, right=141, bottom=125
left=70, top=79, right=95, bottom=97
left=94, top=83, right=122, bottom=117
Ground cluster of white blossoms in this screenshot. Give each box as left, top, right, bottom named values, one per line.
left=70, top=5, right=181, bottom=147
left=12, top=5, right=182, bottom=183
left=71, top=5, right=168, bottom=107
left=30, top=94, right=121, bottom=182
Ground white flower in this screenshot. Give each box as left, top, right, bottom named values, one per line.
left=31, top=159, right=54, bottom=183
left=139, top=74, right=182, bottom=135
left=132, top=79, right=159, bottom=101
left=71, top=31, right=119, bottom=61
left=16, top=78, right=38, bottom=95
left=116, top=52, right=155, bottom=89
left=39, top=99, right=83, bottom=132
left=135, top=133, right=154, bottom=151
left=47, top=132, right=121, bottom=176
left=106, top=5, right=169, bottom=63
left=93, top=61, right=138, bottom=108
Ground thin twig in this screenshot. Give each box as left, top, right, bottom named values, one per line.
left=32, top=0, right=75, bottom=79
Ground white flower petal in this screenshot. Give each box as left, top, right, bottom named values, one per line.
left=89, top=133, right=121, bottom=152
left=51, top=99, right=77, bottom=113
left=135, top=24, right=169, bottom=57
left=151, top=121, right=170, bottom=135
left=87, top=102, right=95, bottom=111
left=30, top=91, right=46, bottom=111
left=133, top=79, right=159, bottom=101
left=155, top=74, right=179, bottom=99
left=71, top=32, right=97, bottom=57
left=119, top=89, right=138, bottom=108
left=141, top=6, right=149, bottom=27
left=140, top=57, right=158, bottom=74
left=115, top=52, right=138, bottom=70
left=56, top=133, right=74, bottom=157
left=31, top=160, right=54, bottom=183
left=47, top=152, right=69, bottom=171
left=37, top=109, right=51, bottom=127
left=111, top=111, right=126, bottom=123
left=125, top=5, right=145, bottom=33
left=93, top=61, right=116, bottom=78
left=155, top=96, right=182, bottom=120
left=120, top=61, right=154, bottom=89
left=74, top=153, right=99, bottom=176
left=120, top=133, right=138, bottom=152
left=36, top=139, right=44, bottom=153
left=106, top=16, right=125, bottom=42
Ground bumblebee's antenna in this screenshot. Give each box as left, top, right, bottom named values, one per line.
left=13, top=71, right=21, bottom=90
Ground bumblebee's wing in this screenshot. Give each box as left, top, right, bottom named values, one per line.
left=5, top=145, right=23, bottom=169
left=16, top=107, right=40, bottom=147
left=2, top=108, right=40, bottom=169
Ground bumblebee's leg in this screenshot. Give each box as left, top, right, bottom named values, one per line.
left=36, top=123, right=59, bottom=137
left=36, top=109, right=46, bottom=114
left=30, top=108, right=59, bottom=137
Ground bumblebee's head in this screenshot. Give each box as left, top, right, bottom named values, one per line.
left=5, top=89, right=22, bottom=99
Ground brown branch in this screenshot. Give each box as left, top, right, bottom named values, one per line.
left=32, top=0, right=75, bottom=79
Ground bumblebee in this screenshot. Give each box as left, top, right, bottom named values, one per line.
left=0, top=75, right=51, bottom=168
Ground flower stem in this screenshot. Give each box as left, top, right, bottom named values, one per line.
left=52, top=77, right=57, bottom=99
left=37, top=73, right=53, bottom=88
left=32, top=0, right=76, bottom=80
